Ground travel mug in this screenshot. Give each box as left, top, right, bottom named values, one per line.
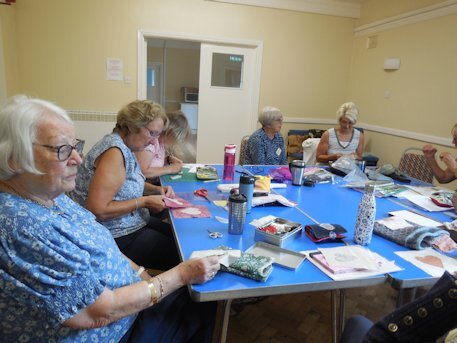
left=239, top=174, right=255, bottom=213
left=228, top=193, right=247, bottom=235
left=290, top=160, right=306, bottom=185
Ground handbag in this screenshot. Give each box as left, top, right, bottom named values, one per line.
left=305, top=223, right=347, bottom=242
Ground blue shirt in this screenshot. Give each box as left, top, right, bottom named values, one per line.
left=70, top=133, right=149, bottom=238
left=245, top=128, right=288, bottom=165
left=0, top=192, right=139, bottom=342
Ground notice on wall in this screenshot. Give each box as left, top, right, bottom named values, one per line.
left=106, top=58, right=123, bottom=81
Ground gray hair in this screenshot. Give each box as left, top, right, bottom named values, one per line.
left=259, top=106, right=283, bottom=127
left=336, top=102, right=359, bottom=124
left=0, top=95, right=72, bottom=179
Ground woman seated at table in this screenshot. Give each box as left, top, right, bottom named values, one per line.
left=422, top=123, right=457, bottom=184
left=316, top=102, right=364, bottom=164
left=136, top=110, right=190, bottom=183
left=244, top=106, right=288, bottom=165
left=70, top=99, right=179, bottom=270
left=0, top=95, right=220, bottom=342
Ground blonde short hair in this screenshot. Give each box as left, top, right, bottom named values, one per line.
left=114, top=100, right=168, bottom=134
left=336, top=102, right=359, bottom=124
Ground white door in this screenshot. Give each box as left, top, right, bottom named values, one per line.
left=146, top=62, right=164, bottom=106
left=197, top=43, right=261, bottom=164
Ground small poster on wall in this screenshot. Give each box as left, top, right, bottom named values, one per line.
left=106, top=57, right=123, bottom=81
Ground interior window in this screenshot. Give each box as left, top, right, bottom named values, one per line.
left=211, top=53, right=243, bottom=88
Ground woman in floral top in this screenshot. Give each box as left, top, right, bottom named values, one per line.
left=0, top=95, right=220, bottom=342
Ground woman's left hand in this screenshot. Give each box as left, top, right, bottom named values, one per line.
left=162, top=186, right=175, bottom=197
left=178, top=256, right=221, bottom=284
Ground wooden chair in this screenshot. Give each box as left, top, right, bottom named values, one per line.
left=398, top=147, right=434, bottom=183
left=238, top=135, right=250, bottom=165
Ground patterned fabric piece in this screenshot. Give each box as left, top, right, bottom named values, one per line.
left=0, top=192, right=138, bottom=342
left=70, top=133, right=148, bottom=238
left=398, top=152, right=434, bottom=183
left=374, top=223, right=449, bottom=250
left=221, top=252, right=273, bottom=282
left=244, top=128, right=288, bottom=165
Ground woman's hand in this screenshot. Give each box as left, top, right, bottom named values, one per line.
left=422, top=144, right=437, bottom=159
left=177, top=256, right=221, bottom=285
left=162, top=186, right=175, bottom=197
left=167, top=156, right=184, bottom=174
left=143, top=195, right=166, bottom=213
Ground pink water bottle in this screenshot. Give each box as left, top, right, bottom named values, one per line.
left=223, top=144, right=236, bottom=181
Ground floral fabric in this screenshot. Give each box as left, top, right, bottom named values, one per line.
left=70, top=133, right=149, bottom=238
left=0, top=192, right=139, bottom=342
left=222, top=252, right=273, bottom=282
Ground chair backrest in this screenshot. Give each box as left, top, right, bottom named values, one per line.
left=398, top=147, right=434, bottom=183
left=238, top=135, right=250, bottom=165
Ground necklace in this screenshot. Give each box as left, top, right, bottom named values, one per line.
left=0, top=180, right=59, bottom=212
left=335, top=129, right=354, bottom=150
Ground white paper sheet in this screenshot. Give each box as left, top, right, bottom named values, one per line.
left=388, top=210, right=442, bottom=227
left=399, top=191, right=449, bottom=212
left=377, top=216, right=411, bottom=230
left=318, top=246, right=379, bottom=270
left=189, top=249, right=241, bottom=267
left=302, top=249, right=402, bottom=281
left=395, top=249, right=457, bottom=277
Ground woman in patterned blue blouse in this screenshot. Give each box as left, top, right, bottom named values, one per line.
left=71, top=100, right=180, bottom=271
left=244, top=106, right=288, bottom=165
left=0, top=95, right=220, bottom=342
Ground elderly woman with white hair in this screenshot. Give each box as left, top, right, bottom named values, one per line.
left=244, top=106, right=288, bottom=165
left=0, top=95, right=219, bottom=342
left=316, top=102, right=365, bottom=163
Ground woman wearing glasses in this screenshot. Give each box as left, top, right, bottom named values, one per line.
left=71, top=100, right=179, bottom=270
left=0, top=95, right=219, bottom=342
left=244, top=106, right=288, bottom=165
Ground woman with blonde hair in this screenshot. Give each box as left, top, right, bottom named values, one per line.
left=316, top=102, right=365, bottom=163
left=136, top=110, right=190, bottom=182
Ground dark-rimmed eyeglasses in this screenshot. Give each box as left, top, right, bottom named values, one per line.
left=33, top=139, right=85, bottom=161
left=144, top=127, right=161, bottom=138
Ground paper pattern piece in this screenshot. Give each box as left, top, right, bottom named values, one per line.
left=395, top=249, right=457, bottom=277
left=398, top=191, right=450, bottom=212
left=377, top=216, right=412, bottom=230
left=164, top=196, right=193, bottom=208
left=388, top=210, right=442, bottom=227
left=302, top=249, right=402, bottom=281
left=172, top=205, right=211, bottom=218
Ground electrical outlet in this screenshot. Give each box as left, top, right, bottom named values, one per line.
left=367, top=35, right=378, bottom=49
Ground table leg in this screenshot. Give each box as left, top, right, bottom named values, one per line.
left=331, top=290, right=338, bottom=343
left=338, top=289, right=346, bottom=340
left=212, top=299, right=233, bottom=343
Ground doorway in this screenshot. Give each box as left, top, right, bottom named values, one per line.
left=138, top=31, right=263, bottom=163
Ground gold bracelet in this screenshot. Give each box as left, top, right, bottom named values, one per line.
left=147, top=280, right=159, bottom=304
left=136, top=266, right=145, bottom=276
left=135, top=198, right=139, bottom=211
left=155, top=275, right=164, bottom=300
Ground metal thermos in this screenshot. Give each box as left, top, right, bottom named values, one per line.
left=228, top=193, right=247, bottom=235
left=290, top=160, right=306, bottom=185
left=239, top=174, right=255, bottom=213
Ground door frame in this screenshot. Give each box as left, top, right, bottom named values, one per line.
left=137, top=30, right=263, bottom=133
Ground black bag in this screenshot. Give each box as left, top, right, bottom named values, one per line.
left=305, top=224, right=347, bottom=242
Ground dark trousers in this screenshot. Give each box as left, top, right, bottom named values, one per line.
left=115, top=217, right=180, bottom=270
left=119, top=288, right=216, bottom=343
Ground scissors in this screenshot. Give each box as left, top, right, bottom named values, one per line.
left=194, top=188, right=211, bottom=202
left=207, top=229, right=223, bottom=239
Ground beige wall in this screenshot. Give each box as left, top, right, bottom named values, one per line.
left=1, top=0, right=456, bottom=188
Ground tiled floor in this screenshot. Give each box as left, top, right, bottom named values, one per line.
left=226, top=282, right=399, bottom=343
